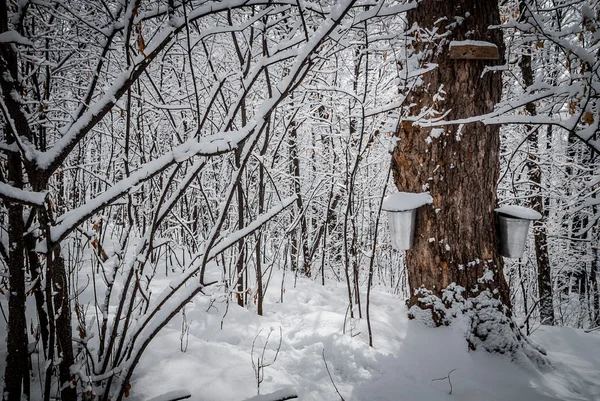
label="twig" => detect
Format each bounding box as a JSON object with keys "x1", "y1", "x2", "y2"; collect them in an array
[
  {"x1": 584, "y1": 326, "x2": 600, "y2": 333},
  {"x1": 252, "y1": 327, "x2": 283, "y2": 394},
  {"x1": 432, "y1": 368, "x2": 457, "y2": 395},
  {"x1": 322, "y1": 348, "x2": 345, "y2": 401}
]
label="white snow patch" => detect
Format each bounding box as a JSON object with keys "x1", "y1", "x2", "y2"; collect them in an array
[
  {"x1": 582, "y1": 4, "x2": 595, "y2": 20},
  {"x1": 449, "y1": 40, "x2": 498, "y2": 48},
  {"x1": 425, "y1": 128, "x2": 444, "y2": 144},
  {"x1": 383, "y1": 192, "x2": 433, "y2": 212},
  {"x1": 0, "y1": 182, "x2": 47, "y2": 205},
  {"x1": 0, "y1": 30, "x2": 33, "y2": 46}
]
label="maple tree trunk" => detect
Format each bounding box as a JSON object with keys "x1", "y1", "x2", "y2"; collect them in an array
[{"x1": 392, "y1": 0, "x2": 511, "y2": 316}]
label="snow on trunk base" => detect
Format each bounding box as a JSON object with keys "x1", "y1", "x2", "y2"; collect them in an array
[
  {"x1": 382, "y1": 192, "x2": 433, "y2": 212},
  {"x1": 495, "y1": 205, "x2": 542, "y2": 220}
]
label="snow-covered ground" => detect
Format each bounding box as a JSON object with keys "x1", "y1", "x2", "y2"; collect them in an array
[
  {"x1": 128, "y1": 272, "x2": 600, "y2": 401},
  {"x1": 0, "y1": 263, "x2": 598, "y2": 401}
]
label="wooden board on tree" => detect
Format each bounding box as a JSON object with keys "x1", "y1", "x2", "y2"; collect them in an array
[{"x1": 449, "y1": 40, "x2": 499, "y2": 60}]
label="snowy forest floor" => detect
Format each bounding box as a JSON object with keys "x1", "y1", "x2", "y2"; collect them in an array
[
  {"x1": 127, "y1": 272, "x2": 599, "y2": 401},
  {"x1": 1, "y1": 267, "x2": 599, "y2": 401}
]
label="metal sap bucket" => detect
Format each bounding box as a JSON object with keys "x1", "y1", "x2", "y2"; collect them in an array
[
  {"x1": 496, "y1": 215, "x2": 532, "y2": 258},
  {"x1": 495, "y1": 205, "x2": 541, "y2": 258},
  {"x1": 387, "y1": 209, "x2": 418, "y2": 250},
  {"x1": 383, "y1": 192, "x2": 433, "y2": 250}
]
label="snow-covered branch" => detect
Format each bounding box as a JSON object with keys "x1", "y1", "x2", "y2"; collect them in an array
[{"x1": 0, "y1": 182, "x2": 48, "y2": 207}]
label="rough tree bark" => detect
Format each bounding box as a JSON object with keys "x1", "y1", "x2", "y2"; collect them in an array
[
  {"x1": 4, "y1": 150, "x2": 29, "y2": 401},
  {"x1": 2, "y1": 3, "x2": 30, "y2": 399},
  {"x1": 2, "y1": 2, "x2": 77, "y2": 398},
  {"x1": 392, "y1": 0, "x2": 522, "y2": 351}
]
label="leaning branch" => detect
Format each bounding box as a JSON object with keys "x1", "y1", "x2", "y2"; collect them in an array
[
  {"x1": 114, "y1": 197, "x2": 297, "y2": 401},
  {"x1": 49, "y1": 127, "x2": 252, "y2": 243}
]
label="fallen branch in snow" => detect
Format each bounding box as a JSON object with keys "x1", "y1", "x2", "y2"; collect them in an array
[
  {"x1": 146, "y1": 390, "x2": 191, "y2": 401},
  {"x1": 242, "y1": 387, "x2": 298, "y2": 401},
  {"x1": 432, "y1": 368, "x2": 457, "y2": 395},
  {"x1": 584, "y1": 326, "x2": 600, "y2": 333},
  {"x1": 322, "y1": 348, "x2": 346, "y2": 401}
]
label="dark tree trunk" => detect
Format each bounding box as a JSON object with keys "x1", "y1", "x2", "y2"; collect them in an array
[
  {"x1": 51, "y1": 249, "x2": 77, "y2": 401},
  {"x1": 4, "y1": 156, "x2": 29, "y2": 401},
  {"x1": 255, "y1": 164, "x2": 265, "y2": 315},
  {"x1": 392, "y1": 0, "x2": 512, "y2": 333},
  {"x1": 532, "y1": 198, "x2": 554, "y2": 325},
  {"x1": 255, "y1": 114, "x2": 271, "y2": 317},
  {"x1": 25, "y1": 231, "x2": 50, "y2": 354},
  {"x1": 288, "y1": 121, "x2": 310, "y2": 276},
  {"x1": 591, "y1": 154, "x2": 599, "y2": 327},
  {"x1": 235, "y1": 165, "x2": 245, "y2": 308},
  {"x1": 518, "y1": 35, "x2": 555, "y2": 325},
  {"x1": 591, "y1": 212, "x2": 599, "y2": 327},
  {"x1": 2, "y1": 3, "x2": 30, "y2": 397},
  {"x1": 585, "y1": 148, "x2": 598, "y2": 326}
]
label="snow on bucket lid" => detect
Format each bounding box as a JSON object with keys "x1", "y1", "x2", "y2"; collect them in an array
[
  {"x1": 494, "y1": 205, "x2": 542, "y2": 220},
  {"x1": 383, "y1": 192, "x2": 433, "y2": 212}
]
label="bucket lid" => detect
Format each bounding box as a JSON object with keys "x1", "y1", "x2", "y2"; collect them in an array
[
  {"x1": 383, "y1": 192, "x2": 433, "y2": 212},
  {"x1": 494, "y1": 205, "x2": 541, "y2": 220}
]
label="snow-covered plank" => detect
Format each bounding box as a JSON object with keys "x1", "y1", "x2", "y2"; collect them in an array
[{"x1": 449, "y1": 40, "x2": 499, "y2": 60}]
